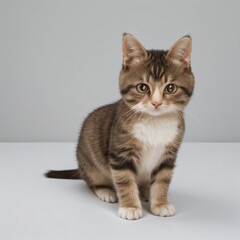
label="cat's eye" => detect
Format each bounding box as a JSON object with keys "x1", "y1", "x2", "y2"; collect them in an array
[
  {"x1": 164, "y1": 84, "x2": 178, "y2": 94},
  {"x1": 136, "y1": 84, "x2": 149, "y2": 93}
]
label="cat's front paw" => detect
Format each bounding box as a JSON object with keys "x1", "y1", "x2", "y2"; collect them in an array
[
  {"x1": 150, "y1": 204, "x2": 176, "y2": 217},
  {"x1": 119, "y1": 207, "x2": 142, "y2": 220}
]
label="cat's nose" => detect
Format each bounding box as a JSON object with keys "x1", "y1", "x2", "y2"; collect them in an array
[{"x1": 151, "y1": 101, "x2": 162, "y2": 108}]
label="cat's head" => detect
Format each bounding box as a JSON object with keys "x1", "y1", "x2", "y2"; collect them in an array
[{"x1": 119, "y1": 33, "x2": 195, "y2": 117}]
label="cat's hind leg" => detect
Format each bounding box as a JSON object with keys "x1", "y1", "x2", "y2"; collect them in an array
[
  {"x1": 92, "y1": 186, "x2": 118, "y2": 203},
  {"x1": 81, "y1": 165, "x2": 117, "y2": 203},
  {"x1": 78, "y1": 152, "x2": 117, "y2": 203},
  {"x1": 86, "y1": 175, "x2": 118, "y2": 203}
]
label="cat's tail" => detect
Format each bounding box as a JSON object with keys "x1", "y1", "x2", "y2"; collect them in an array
[{"x1": 44, "y1": 169, "x2": 81, "y2": 180}]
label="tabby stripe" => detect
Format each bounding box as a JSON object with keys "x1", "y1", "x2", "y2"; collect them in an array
[
  {"x1": 147, "y1": 52, "x2": 154, "y2": 62},
  {"x1": 110, "y1": 150, "x2": 139, "y2": 160},
  {"x1": 160, "y1": 178, "x2": 171, "y2": 185},
  {"x1": 151, "y1": 159, "x2": 175, "y2": 178},
  {"x1": 120, "y1": 84, "x2": 135, "y2": 95},
  {"x1": 125, "y1": 98, "x2": 137, "y2": 104},
  {"x1": 109, "y1": 152, "x2": 118, "y2": 159},
  {"x1": 162, "y1": 75, "x2": 167, "y2": 84},
  {"x1": 159, "y1": 67, "x2": 165, "y2": 80},
  {"x1": 115, "y1": 178, "x2": 132, "y2": 187},
  {"x1": 110, "y1": 152, "x2": 137, "y2": 173},
  {"x1": 110, "y1": 161, "x2": 137, "y2": 173},
  {"x1": 174, "y1": 100, "x2": 186, "y2": 104},
  {"x1": 179, "y1": 86, "x2": 192, "y2": 97},
  {"x1": 166, "y1": 145, "x2": 178, "y2": 153},
  {"x1": 155, "y1": 66, "x2": 160, "y2": 79},
  {"x1": 117, "y1": 148, "x2": 139, "y2": 159}
]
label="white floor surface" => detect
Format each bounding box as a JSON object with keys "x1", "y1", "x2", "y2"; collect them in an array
[{"x1": 1, "y1": 143, "x2": 240, "y2": 240}]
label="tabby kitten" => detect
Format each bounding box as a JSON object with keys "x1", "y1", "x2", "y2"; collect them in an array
[{"x1": 46, "y1": 33, "x2": 194, "y2": 220}]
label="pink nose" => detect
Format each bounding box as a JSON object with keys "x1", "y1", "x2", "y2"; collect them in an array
[{"x1": 151, "y1": 101, "x2": 162, "y2": 108}]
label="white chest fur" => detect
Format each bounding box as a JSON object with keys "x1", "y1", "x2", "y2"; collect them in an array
[{"x1": 132, "y1": 117, "x2": 178, "y2": 183}]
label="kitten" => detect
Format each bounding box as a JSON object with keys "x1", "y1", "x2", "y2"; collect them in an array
[{"x1": 45, "y1": 33, "x2": 194, "y2": 220}]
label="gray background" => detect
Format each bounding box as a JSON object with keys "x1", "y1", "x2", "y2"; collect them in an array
[{"x1": 1, "y1": 0, "x2": 240, "y2": 142}]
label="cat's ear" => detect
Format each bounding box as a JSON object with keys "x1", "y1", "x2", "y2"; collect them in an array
[
  {"x1": 122, "y1": 33, "x2": 147, "y2": 68},
  {"x1": 166, "y1": 35, "x2": 192, "y2": 69}
]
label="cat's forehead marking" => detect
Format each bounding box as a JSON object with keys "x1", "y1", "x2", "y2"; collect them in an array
[
  {"x1": 147, "y1": 63, "x2": 165, "y2": 81},
  {"x1": 146, "y1": 50, "x2": 167, "y2": 81},
  {"x1": 146, "y1": 74, "x2": 173, "y2": 89}
]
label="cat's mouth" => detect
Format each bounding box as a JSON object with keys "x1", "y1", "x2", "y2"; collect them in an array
[
  {"x1": 146, "y1": 108, "x2": 166, "y2": 116},
  {"x1": 139, "y1": 107, "x2": 167, "y2": 117},
  {"x1": 132, "y1": 102, "x2": 168, "y2": 117}
]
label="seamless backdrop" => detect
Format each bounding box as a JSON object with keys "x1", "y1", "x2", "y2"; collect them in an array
[{"x1": 1, "y1": 0, "x2": 240, "y2": 142}]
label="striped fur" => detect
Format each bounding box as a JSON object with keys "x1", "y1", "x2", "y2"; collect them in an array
[{"x1": 45, "y1": 33, "x2": 195, "y2": 220}]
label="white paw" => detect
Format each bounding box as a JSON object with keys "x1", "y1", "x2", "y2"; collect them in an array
[
  {"x1": 151, "y1": 204, "x2": 176, "y2": 217},
  {"x1": 119, "y1": 207, "x2": 142, "y2": 220},
  {"x1": 95, "y1": 188, "x2": 117, "y2": 203}
]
